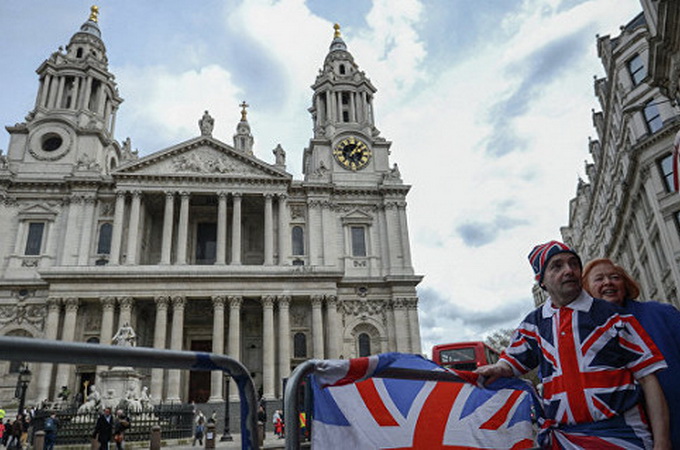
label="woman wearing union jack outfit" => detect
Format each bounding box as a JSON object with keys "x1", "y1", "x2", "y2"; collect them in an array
[
  {"x1": 583, "y1": 258, "x2": 680, "y2": 450},
  {"x1": 476, "y1": 241, "x2": 670, "y2": 449}
]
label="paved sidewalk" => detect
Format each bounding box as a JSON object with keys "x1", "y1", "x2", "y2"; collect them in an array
[{"x1": 170, "y1": 433, "x2": 290, "y2": 449}]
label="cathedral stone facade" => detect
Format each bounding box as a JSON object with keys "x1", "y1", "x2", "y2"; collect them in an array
[{"x1": 0, "y1": 10, "x2": 422, "y2": 407}]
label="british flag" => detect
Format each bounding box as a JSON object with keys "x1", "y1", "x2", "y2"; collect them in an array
[
  {"x1": 310, "y1": 353, "x2": 540, "y2": 449},
  {"x1": 502, "y1": 292, "x2": 666, "y2": 448}
]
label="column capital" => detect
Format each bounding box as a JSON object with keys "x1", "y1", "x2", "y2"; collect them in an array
[
  {"x1": 115, "y1": 190, "x2": 127, "y2": 199},
  {"x1": 100, "y1": 296, "x2": 117, "y2": 310},
  {"x1": 164, "y1": 191, "x2": 176, "y2": 199},
  {"x1": 232, "y1": 192, "x2": 242, "y2": 199},
  {"x1": 212, "y1": 295, "x2": 227, "y2": 308},
  {"x1": 46, "y1": 297, "x2": 62, "y2": 311},
  {"x1": 264, "y1": 193, "x2": 274, "y2": 200},
  {"x1": 277, "y1": 295, "x2": 291, "y2": 307},
  {"x1": 171, "y1": 295, "x2": 186, "y2": 309},
  {"x1": 217, "y1": 191, "x2": 228, "y2": 199},
  {"x1": 154, "y1": 295, "x2": 170, "y2": 310},
  {"x1": 64, "y1": 297, "x2": 80, "y2": 311},
  {"x1": 179, "y1": 191, "x2": 190, "y2": 199},
  {"x1": 118, "y1": 296, "x2": 134, "y2": 310},
  {"x1": 131, "y1": 190, "x2": 143, "y2": 198},
  {"x1": 325, "y1": 294, "x2": 338, "y2": 307},
  {"x1": 276, "y1": 193, "x2": 288, "y2": 201},
  {"x1": 311, "y1": 295, "x2": 324, "y2": 307},
  {"x1": 228, "y1": 295, "x2": 243, "y2": 309},
  {"x1": 262, "y1": 295, "x2": 275, "y2": 308},
  {"x1": 392, "y1": 298, "x2": 408, "y2": 310}
]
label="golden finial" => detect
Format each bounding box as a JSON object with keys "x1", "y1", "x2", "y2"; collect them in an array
[
  {"x1": 239, "y1": 101, "x2": 249, "y2": 121},
  {"x1": 89, "y1": 5, "x2": 99, "y2": 23},
  {"x1": 334, "y1": 23, "x2": 341, "y2": 38}
]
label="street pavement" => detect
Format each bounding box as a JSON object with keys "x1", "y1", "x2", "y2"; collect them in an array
[{"x1": 168, "y1": 433, "x2": 290, "y2": 449}]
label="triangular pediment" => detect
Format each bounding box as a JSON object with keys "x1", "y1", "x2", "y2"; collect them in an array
[
  {"x1": 341, "y1": 208, "x2": 374, "y2": 224},
  {"x1": 114, "y1": 137, "x2": 290, "y2": 180},
  {"x1": 18, "y1": 203, "x2": 59, "y2": 219}
]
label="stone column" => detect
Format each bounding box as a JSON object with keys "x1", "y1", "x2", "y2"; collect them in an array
[
  {"x1": 407, "y1": 298, "x2": 422, "y2": 354},
  {"x1": 150, "y1": 296, "x2": 169, "y2": 402},
  {"x1": 397, "y1": 202, "x2": 413, "y2": 270},
  {"x1": 82, "y1": 77, "x2": 93, "y2": 112},
  {"x1": 54, "y1": 298, "x2": 79, "y2": 395},
  {"x1": 209, "y1": 296, "x2": 226, "y2": 402},
  {"x1": 385, "y1": 202, "x2": 401, "y2": 271},
  {"x1": 160, "y1": 192, "x2": 175, "y2": 265},
  {"x1": 63, "y1": 195, "x2": 84, "y2": 265},
  {"x1": 77, "y1": 196, "x2": 97, "y2": 265},
  {"x1": 277, "y1": 296, "x2": 291, "y2": 396},
  {"x1": 71, "y1": 77, "x2": 81, "y2": 110},
  {"x1": 37, "y1": 298, "x2": 61, "y2": 402},
  {"x1": 277, "y1": 195, "x2": 289, "y2": 265},
  {"x1": 166, "y1": 295, "x2": 185, "y2": 402},
  {"x1": 264, "y1": 194, "x2": 274, "y2": 265},
  {"x1": 308, "y1": 202, "x2": 322, "y2": 266},
  {"x1": 55, "y1": 76, "x2": 65, "y2": 109},
  {"x1": 311, "y1": 295, "x2": 324, "y2": 359},
  {"x1": 96, "y1": 296, "x2": 117, "y2": 382},
  {"x1": 325, "y1": 295, "x2": 340, "y2": 359},
  {"x1": 110, "y1": 191, "x2": 126, "y2": 265},
  {"x1": 262, "y1": 295, "x2": 275, "y2": 400},
  {"x1": 176, "y1": 192, "x2": 190, "y2": 265},
  {"x1": 117, "y1": 296, "x2": 134, "y2": 329},
  {"x1": 38, "y1": 74, "x2": 51, "y2": 108},
  {"x1": 392, "y1": 298, "x2": 410, "y2": 352},
  {"x1": 231, "y1": 193, "x2": 242, "y2": 265},
  {"x1": 227, "y1": 296, "x2": 242, "y2": 401},
  {"x1": 125, "y1": 191, "x2": 142, "y2": 265},
  {"x1": 216, "y1": 192, "x2": 228, "y2": 265}
]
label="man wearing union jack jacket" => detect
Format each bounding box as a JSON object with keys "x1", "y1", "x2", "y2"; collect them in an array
[{"x1": 476, "y1": 240, "x2": 670, "y2": 449}]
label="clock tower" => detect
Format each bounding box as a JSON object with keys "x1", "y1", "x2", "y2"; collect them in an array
[{"x1": 303, "y1": 24, "x2": 393, "y2": 185}]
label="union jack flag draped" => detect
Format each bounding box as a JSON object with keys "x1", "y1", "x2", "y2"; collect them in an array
[
  {"x1": 502, "y1": 291, "x2": 667, "y2": 449},
  {"x1": 310, "y1": 352, "x2": 540, "y2": 449}
]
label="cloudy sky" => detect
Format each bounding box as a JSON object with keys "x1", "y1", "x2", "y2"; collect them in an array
[{"x1": 1, "y1": 0, "x2": 643, "y2": 354}]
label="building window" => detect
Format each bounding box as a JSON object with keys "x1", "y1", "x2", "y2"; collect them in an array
[
  {"x1": 97, "y1": 223, "x2": 113, "y2": 254},
  {"x1": 25, "y1": 222, "x2": 45, "y2": 255},
  {"x1": 358, "y1": 333, "x2": 371, "y2": 357},
  {"x1": 627, "y1": 54, "x2": 646, "y2": 85},
  {"x1": 293, "y1": 332, "x2": 307, "y2": 358},
  {"x1": 659, "y1": 154, "x2": 675, "y2": 193},
  {"x1": 292, "y1": 226, "x2": 305, "y2": 256},
  {"x1": 351, "y1": 226, "x2": 367, "y2": 257},
  {"x1": 643, "y1": 101, "x2": 663, "y2": 133}
]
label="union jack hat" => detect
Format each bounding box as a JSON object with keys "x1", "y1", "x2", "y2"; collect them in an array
[{"x1": 528, "y1": 240, "x2": 581, "y2": 284}]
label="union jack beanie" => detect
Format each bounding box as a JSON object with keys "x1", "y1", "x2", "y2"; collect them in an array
[{"x1": 528, "y1": 240, "x2": 581, "y2": 284}]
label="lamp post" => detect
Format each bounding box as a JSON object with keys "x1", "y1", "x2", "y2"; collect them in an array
[
  {"x1": 220, "y1": 374, "x2": 232, "y2": 441},
  {"x1": 14, "y1": 364, "x2": 32, "y2": 416}
]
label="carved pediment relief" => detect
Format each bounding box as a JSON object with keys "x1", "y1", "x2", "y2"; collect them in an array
[
  {"x1": 18, "y1": 203, "x2": 59, "y2": 220},
  {"x1": 115, "y1": 137, "x2": 289, "y2": 180},
  {"x1": 341, "y1": 208, "x2": 373, "y2": 225}
]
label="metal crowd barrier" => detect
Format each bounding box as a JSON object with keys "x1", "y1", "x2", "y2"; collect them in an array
[{"x1": 0, "y1": 336, "x2": 260, "y2": 450}]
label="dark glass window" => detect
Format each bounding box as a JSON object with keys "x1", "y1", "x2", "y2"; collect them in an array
[
  {"x1": 351, "y1": 226, "x2": 366, "y2": 257},
  {"x1": 25, "y1": 222, "x2": 45, "y2": 255},
  {"x1": 659, "y1": 154, "x2": 675, "y2": 192},
  {"x1": 644, "y1": 101, "x2": 663, "y2": 133},
  {"x1": 294, "y1": 332, "x2": 307, "y2": 358},
  {"x1": 196, "y1": 222, "x2": 217, "y2": 265},
  {"x1": 292, "y1": 226, "x2": 304, "y2": 256},
  {"x1": 358, "y1": 333, "x2": 371, "y2": 357},
  {"x1": 97, "y1": 223, "x2": 113, "y2": 254},
  {"x1": 627, "y1": 54, "x2": 646, "y2": 85}
]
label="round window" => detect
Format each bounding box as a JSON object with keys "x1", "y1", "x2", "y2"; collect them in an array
[{"x1": 41, "y1": 133, "x2": 63, "y2": 152}]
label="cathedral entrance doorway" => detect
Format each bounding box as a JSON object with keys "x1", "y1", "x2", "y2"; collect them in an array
[{"x1": 189, "y1": 340, "x2": 211, "y2": 403}]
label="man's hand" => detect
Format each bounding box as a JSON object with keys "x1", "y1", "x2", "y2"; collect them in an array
[{"x1": 474, "y1": 362, "x2": 514, "y2": 386}]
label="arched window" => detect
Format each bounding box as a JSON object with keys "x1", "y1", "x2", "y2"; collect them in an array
[
  {"x1": 339, "y1": 64, "x2": 346, "y2": 75},
  {"x1": 76, "y1": 47, "x2": 83, "y2": 58},
  {"x1": 97, "y1": 223, "x2": 113, "y2": 254},
  {"x1": 292, "y1": 226, "x2": 304, "y2": 256},
  {"x1": 294, "y1": 332, "x2": 307, "y2": 358},
  {"x1": 358, "y1": 333, "x2": 371, "y2": 357}
]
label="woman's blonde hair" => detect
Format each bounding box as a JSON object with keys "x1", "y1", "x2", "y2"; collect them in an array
[{"x1": 582, "y1": 258, "x2": 640, "y2": 300}]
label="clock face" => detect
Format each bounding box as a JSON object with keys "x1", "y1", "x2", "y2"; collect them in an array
[{"x1": 333, "y1": 137, "x2": 371, "y2": 171}]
